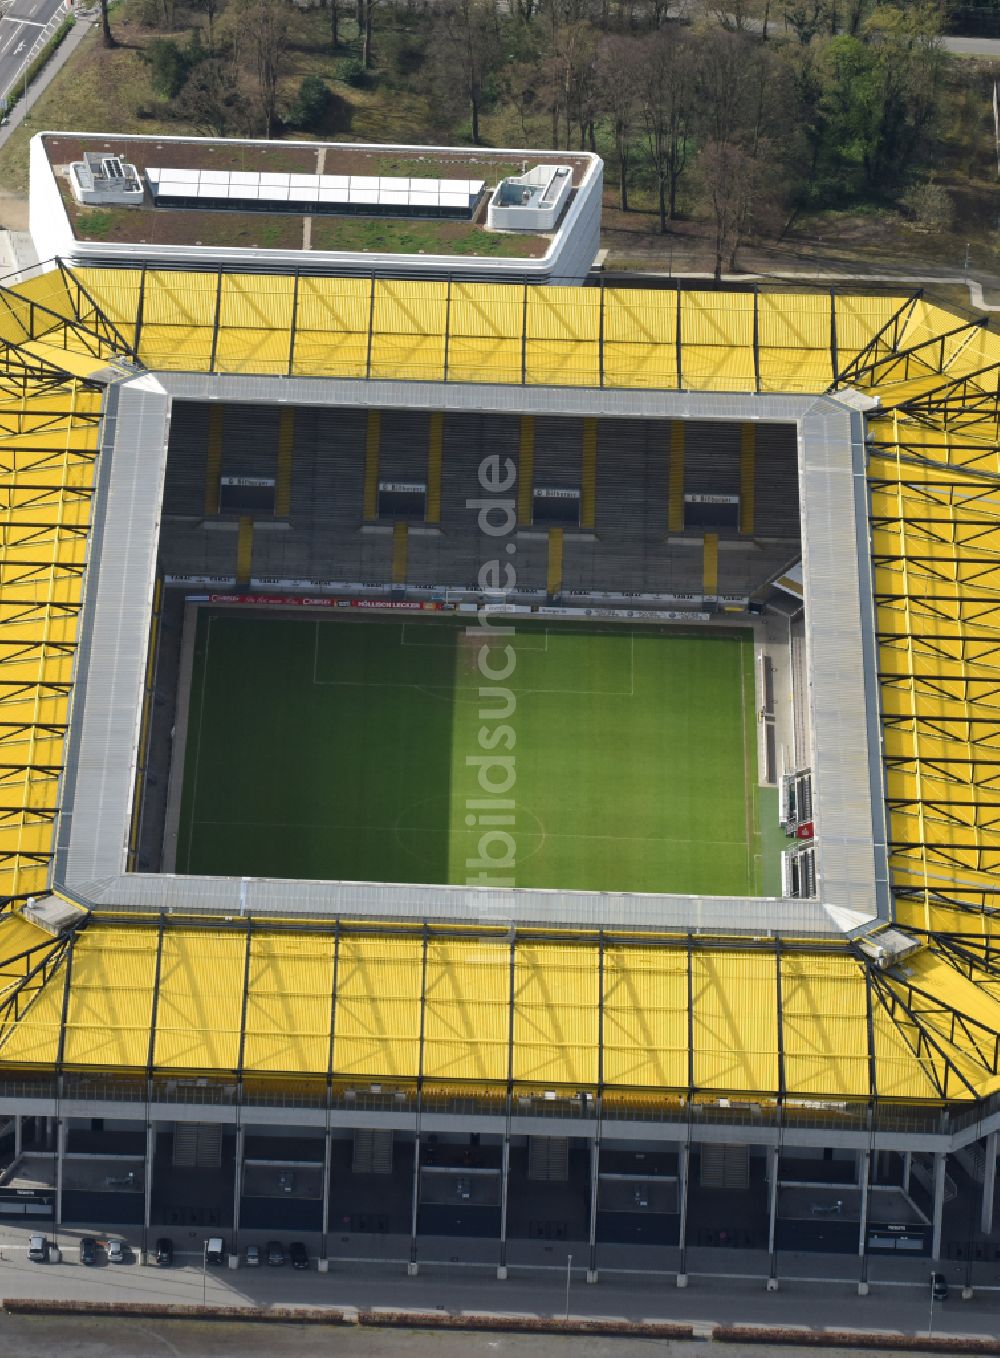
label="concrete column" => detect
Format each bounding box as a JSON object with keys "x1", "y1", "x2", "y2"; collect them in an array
[
  {"x1": 676, "y1": 1143, "x2": 690, "y2": 1285},
  {"x1": 408, "y1": 1134, "x2": 421, "y2": 1276},
  {"x1": 857, "y1": 1149, "x2": 871, "y2": 1260},
  {"x1": 587, "y1": 1137, "x2": 600, "y2": 1283},
  {"x1": 13, "y1": 1114, "x2": 21, "y2": 1158},
  {"x1": 321, "y1": 1132, "x2": 332, "y2": 1259},
  {"x1": 143, "y1": 1121, "x2": 155, "y2": 1250},
  {"x1": 766, "y1": 1146, "x2": 782, "y2": 1292},
  {"x1": 931, "y1": 1152, "x2": 947, "y2": 1262},
  {"x1": 903, "y1": 1150, "x2": 912, "y2": 1195},
  {"x1": 981, "y1": 1133, "x2": 997, "y2": 1237},
  {"x1": 55, "y1": 1119, "x2": 65, "y2": 1229},
  {"x1": 232, "y1": 1125, "x2": 244, "y2": 1250},
  {"x1": 497, "y1": 1135, "x2": 510, "y2": 1279}
]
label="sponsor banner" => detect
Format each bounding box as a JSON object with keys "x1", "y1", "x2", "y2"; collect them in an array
[
  {"x1": 247, "y1": 578, "x2": 547, "y2": 601},
  {"x1": 207, "y1": 594, "x2": 447, "y2": 612},
  {"x1": 538, "y1": 606, "x2": 712, "y2": 623},
  {"x1": 221, "y1": 476, "x2": 274, "y2": 488},
  {"x1": 718, "y1": 594, "x2": 750, "y2": 607},
  {"x1": 796, "y1": 821, "x2": 815, "y2": 840},
  {"x1": 352, "y1": 599, "x2": 443, "y2": 611},
  {"x1": 481, "y1": 603, "x2": 533, "y2": 615},
  {"x1": 250, "y1": 578, "x2": 388, "y2": 593},
  {"x1": 566, "y1": 589, "x2": 709, "y2": 606},
  {"x1": 379, "y1": 480, "x2": 426, "y2": 494},
  {"x1": 534, "y1": 486, "x2": 581, "y2": 500},
  {"x1": 165, "y1": 574, "x2": 237, "y2": 587},
  {"x1": 685, "y1": 493, "x2": 740, "y2": 505}
]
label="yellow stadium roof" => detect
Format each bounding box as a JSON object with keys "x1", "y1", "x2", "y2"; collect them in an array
[{"x1": 0, "y1": 268, "x2": 995, "y2": 1108}]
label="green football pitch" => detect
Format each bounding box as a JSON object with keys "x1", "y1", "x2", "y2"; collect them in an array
[{"x1": 176, "y1": 611, "x2": 767, "y2": 895}]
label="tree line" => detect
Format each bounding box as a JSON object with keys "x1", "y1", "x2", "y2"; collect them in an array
[{"x1": 108, "y1": 0, "x2": 995, "y2": 276}]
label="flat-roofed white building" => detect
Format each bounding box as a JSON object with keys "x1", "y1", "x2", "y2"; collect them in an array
[{"x1": 30, "y1": 133, "x2": 603, "y2": 283}]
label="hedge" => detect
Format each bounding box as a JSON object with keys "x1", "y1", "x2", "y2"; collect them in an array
[{"x1": 5, "y1": 15, "x2": 73, "y2": 113}]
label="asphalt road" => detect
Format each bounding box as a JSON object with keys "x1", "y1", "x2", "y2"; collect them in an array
[
  {"x1": 0, "y1": 1243, "x2": 998, "y2": 1341},
  {"x1": 0, "y1": 1321, "x2": 943, "y2": 1358},
  {"x1": 0, "y1": 0, "x2": 64, "y2": 104},
  {"x1": 0, "y1": 1319, "x2": 687, "y2": 1358},
  {"x1": 941, "y1": 34, "x2": 1000, "y2": 56}
]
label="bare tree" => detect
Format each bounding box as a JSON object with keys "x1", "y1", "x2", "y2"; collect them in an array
[
  {"x1": 196, "y1": 0, "x2": 223, "y2": 49},
  {"x1": 175, "y1": 58, "x2": 246, "y2": 136},
  {"x1": 559, "y1": 22, "x2": 599, "y2": 148},
  {"x1": 637, "y1": 25, "x2": 694, "y2": 232},
  {"x1": 99, "y1": 0, "x2": 116, "y2": 48},
  {"x1": 233, "y1": 0, "x2": 288, "y2": 137},
  {"x1": 698, "y1": 139, "x2": 761, "y2": 278},
  {"x1": 694, "y1": 28, "x2": 751, "y2": 148},
  {"x1": 431, "y1": 0, "x2": 502, "y2": 144},
  {"x1": 782, "y1": 0, "x2": 830, "y2": 43},
  {"x1": 597, "y1": 33, "x2": 640, "y2": 210},
  {"x1": 361, "y1": 0, "x2": 375, "y2": 67},
  {"x1": 706, "y1": 0, "x2": 762, "y2": 33}
]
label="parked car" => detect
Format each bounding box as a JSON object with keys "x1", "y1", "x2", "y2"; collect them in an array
[
  {"x1": 932, "y1": 1272, "x2": 949, "y2": 1301},
  {"x1": 27, "y1": 1234, "x2": 48, "y2": 1263},
  {"x1": 245, "y1": 1243, "x2": 261, "y2": 1267},
  {"x1": 107, "y1": 1238, "x2": 126, "y2": 1264},
  {"x1": 155, "y1": 1237, "x2": 173, "y2": 1266},
  {"x1": 266, "y1": 1240, "x2": 285, "y2": 1266},
  {"x1": 289, "y1": 1241, "x2": 309, "y2": 1270},
  {"x1": 205, "y1": 1236, "x2": 226, "y2": 1264},
  {"x1": 79, "y1": 1236, "x2": 98, "y2": 1266}
]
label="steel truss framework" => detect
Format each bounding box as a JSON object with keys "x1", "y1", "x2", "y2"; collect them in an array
[
  {"x1": 0, "y1": 265, "x2": 124, "y2": 904},
  {"x1": 3, "y1": 911, "x2": 997, "y2": 1112},
  {"x1": 67, "y1": 263, "x2": 915, "y2": 392},
  {"x1": 0, "y1": 270, "x2": 995, "y2": 1109}
]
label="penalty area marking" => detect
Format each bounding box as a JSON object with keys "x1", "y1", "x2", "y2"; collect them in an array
[
  {"x1": 313, "y1": 620, "x2": 636, "y2": 697},
  {"x1": 401, "y1": 621, "x2": 549, "y2": 653}
]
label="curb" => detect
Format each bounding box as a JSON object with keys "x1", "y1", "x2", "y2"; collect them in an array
[
  {"x1": 2, "y1": 1299, "x2": 355, "y2": 1324},
  {"x1": 714, "y1": 1327, "x2": 1000, "y2": 1353},
  {"x1": 5, "y1": 1301, "x2": 1000, "y2": 1350},
  {"x1": 358, "y1": 1309, "x2": 694, "y2": 1336},
  {"x1": 0, "y1": 1300, "x2": 693, "y2": 1337}
]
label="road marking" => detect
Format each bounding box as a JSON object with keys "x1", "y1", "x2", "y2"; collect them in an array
[{"x1": 1, "y1": 17, "x2": 47, "y2": 25}]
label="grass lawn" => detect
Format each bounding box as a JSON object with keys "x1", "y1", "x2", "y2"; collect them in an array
[{"x1": 177, "y1": 612, "x2": 764, "y2": 896}]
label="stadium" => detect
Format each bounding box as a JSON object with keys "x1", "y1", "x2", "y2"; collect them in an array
[{"x1": 0, "y1": 130, "x2": 996, "y2": 1283}]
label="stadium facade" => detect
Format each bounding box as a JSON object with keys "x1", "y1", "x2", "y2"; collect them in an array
[{"x1": 0, "y1": 134, "x2": 997, "y2": 1279}]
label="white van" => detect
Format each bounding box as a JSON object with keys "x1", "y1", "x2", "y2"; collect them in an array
[{"x1": 205, "y1": 1236, "x2": 225, "y2": 1264}]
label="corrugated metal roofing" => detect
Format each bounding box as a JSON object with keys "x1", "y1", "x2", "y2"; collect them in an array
[{"x1": 0, "y1": 266, "x2": 995, "y2": 1107}]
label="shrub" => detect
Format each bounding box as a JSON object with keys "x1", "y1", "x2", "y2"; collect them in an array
[
  {"x1": 290, "y1": 74, "x2": 330, "y2": 130},
  {"x1": 902, "y1": 180, "x2": 955, "y2": 234},
  {"x1": 147, "y1": 37, "x2": 189, "y2": 99},
  {"x1": 337, "y1": 56, "x2": 369, "y2": 87}
]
